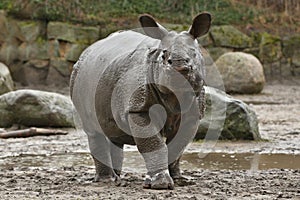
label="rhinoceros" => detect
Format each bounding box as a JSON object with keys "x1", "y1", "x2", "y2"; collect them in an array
[{"x1": 70, "y1": 12, "x2": 211, "y2": 189}]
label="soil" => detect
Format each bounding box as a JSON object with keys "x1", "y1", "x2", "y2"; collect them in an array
[{"x1": 1, "y1": 80, "x2": 300, "y2": 200}]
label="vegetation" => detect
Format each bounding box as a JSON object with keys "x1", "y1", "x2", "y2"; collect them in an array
[{"x1": 0, "y1": 0, "x2": 299, "y2": 36}]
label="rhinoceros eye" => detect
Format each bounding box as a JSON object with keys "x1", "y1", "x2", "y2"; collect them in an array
[{"x1": 162, "y1": 50, "x2": 170, "y2": 62}]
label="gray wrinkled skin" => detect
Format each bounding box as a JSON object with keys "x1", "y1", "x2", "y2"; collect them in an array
[{"x1": 70, "y1": 13, "x2": 211, "y2": 189}]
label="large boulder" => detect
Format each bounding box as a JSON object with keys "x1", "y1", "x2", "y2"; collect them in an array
[
  {"x1": 215, "y1": 52, "x2": 265, "y2": 94},
  {"x1": 196, "y1": 86, "x2": 261, "y2": 140},
  {"x1": 0, "y1": 62, "x2": 14, "y2": 95},
  {"x1": 0, "y1": 89, "x2": 74, "y2": 127}
]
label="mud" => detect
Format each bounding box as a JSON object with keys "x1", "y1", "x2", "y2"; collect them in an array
[{"x1": 1, "y1": 81, "x2": 300, "y2": 199}]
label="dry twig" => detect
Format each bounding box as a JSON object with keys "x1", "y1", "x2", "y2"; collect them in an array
[{"x1": 0, "y1": 128, "x2": 68, "y2": 139}]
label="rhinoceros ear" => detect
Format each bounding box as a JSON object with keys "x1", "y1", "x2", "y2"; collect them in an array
[
  {"x1": 188, "y1": 12, "x2": 211, "y2": 39},
  {"x1": 139, "y1": 14, "x2": 168, "y2": 40}
]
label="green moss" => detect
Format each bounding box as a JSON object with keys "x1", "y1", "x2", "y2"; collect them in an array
[
  {"x1": 260, "y1": 32, "x2": 281, "y2": 45},
  {"x1": 211, "y1": 25, "x2": 253, "y2": 48},
  {"x1": 259, "y1": 32, "x2": 282, "y2": 63},
  {"x1": 36, "y1": 36, "x2": 46, "y2": 45}
]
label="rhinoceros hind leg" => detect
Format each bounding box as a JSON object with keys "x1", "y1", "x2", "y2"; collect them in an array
[
  {"x1": 168, "y1": 157, "x2": 181, "y2": 179},
  {"x1": 168, "y1": 157, "x2": 195, "y2": 186},
  {"x1": 87, "y1": 132, "x2": 121, "y2": 185},
  {"x1": 92, "y1": 156, "x2": 121, "y2": 185},
  {"x1": 110, "y1": 142, "x2": 124, "y2": 176}
]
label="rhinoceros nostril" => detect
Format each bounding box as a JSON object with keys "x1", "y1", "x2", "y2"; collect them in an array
[{"x1": 174, "y1": 66, "x2": 190, "y2": 74}]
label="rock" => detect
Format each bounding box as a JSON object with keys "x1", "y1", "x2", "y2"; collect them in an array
[
  {"x1": 50, "y1": 58, "x2": 73, "y2": 76},
  {"x1": 46, "y1": 66, "x2": 70, "y2": 87},
  {"x1": 22, "y1": 60, "x2": 49, "y2": 85},
  {"x1": 65, "y1": 44, "x2": 87, "y2": 62},
  {"x1": 0, "y1": 62, "x2": 14, "y2": 95},
  {"x1": 0, "y1": 10, "x2": 8, "y2": 43},
  {"x1": 7, "y1": 62, "x2": 28, "y2": 85},
  {"x1": 196, "y1": 86, "x2": 261, "y2": 140},
  {"x1": 18, "y1": 40, "x2": 49, "y2": 61},
  {"x1": 18, "y1": 21, "x2": 46, "y2": 43},
  {"x1": 206, "y1": 47, "x2": 233, "y2": 61},
  {"x1": 47, "y1": 22, "x2": 99, "y2": 44},
  {"x1": 282, "y1": 35, "x2": 300, "y2": 72},
  {"x1": 198, "y1": 34, "x2": 213, "y2": 47},
  {"x1": 48, "y1": 39, "x2": 60, "y2": 58},
  {"x1": 163, "y1": 23, "x2": 189, "y2": 32},
  {"x1": 0, "y1": 10, "x2": 25, "y2": 44},
  {"x1": 210, "y1": 25, "x2": 253, "y2": 49},
  {"x1": 215, "y1": 52, "x2": 265, "y2": 94},
  {"x1": 258, "y1": 32, "x2": 282, "y2": 64},
  {"x1": 0, "y1": 43, "x2": 19, "y2": 65},
  {"x1": 0, "y1": 89, "x2": 74, "y2": 127},
  {"x1": 282, "y1": 35, "x2": 300, "y2": 58}
]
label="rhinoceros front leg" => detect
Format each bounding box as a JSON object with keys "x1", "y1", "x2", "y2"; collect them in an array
[
  {"x1": 166, "y1": 113, "x2": 200, "y2": 185},
  {"x1": 129, "y1": 113, "x2": 174, "y2": 190},
  {"x1": 87, "y1": 132, "x2": 121, "y2": 185}
]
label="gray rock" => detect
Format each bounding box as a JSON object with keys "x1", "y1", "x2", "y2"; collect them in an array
[
  {"x1": 47, "y1": 22, "x2": 99, "y2": 44},
  {"x1": 0, "y1": 10, "x2": 8, "y2": 43},
  {"x1": 0, "y1": 89, "x2": 74, "y2": 127},
  {"x1": 65, "y1": 43, "x2": 87, "y2": 62},
  {"x1": 22, "y1": 60, "x2": 49, "y2": 85},
  {"x1": 258, "y1": 32, "x2": 282, "y2": 63},
  {"x1": 0, "y1": 43, "x2": 19, "y2": 65},
  {"x1": 206, "y1": 47, "x2": 233, "y2": 61},
  {"x1": 197, "y1": 33, "x2": 213, "y2": 47},
  {"x1": 0, "y1": 62, "x2": 14, "y2": 95},
  {"x1": 210, "y1": 25, "x2": 253, "y2": 48},
  {"x1": 50, "y1": 58, "x2": 73, "y2": 76},
  {"x1": 282, "y1": 35, "x2": 300, "y2": 69},
  {"x1": 0, "y1": 10, "x2": 25, "y2": 44},
  {"x1": 196, "y1": 86, "x2": 261, "y2": 140},
  {"x1": 18, "y1": 21, "x2": 46, "y2": 43},
  {"x1": 215, "y1": 52, "x2": 265, "y2": 94},
  {"x1": 46, "y1": 66, "x2": 70, "y2": 87},
  {"x1": 18, "y1": 40, "x2": 49, "y2": 61}
]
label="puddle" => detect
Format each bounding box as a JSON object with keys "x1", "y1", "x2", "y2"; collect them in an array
[
  {"x1": 182, "y1": 153, "x2": 300, "y2": 171},
  {"x1": 1, "y1": 152, "x2": 299, "y2": 172}
]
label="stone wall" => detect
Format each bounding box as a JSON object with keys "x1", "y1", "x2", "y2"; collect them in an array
[
  {"x1": 0, "y1": 11, "x2": 299, "y2": 87},
  {"x1": 0, "y1": 11, "x2": 99, "y2": 87},
  {"x1": 199, "y1": 25, "x2": 300, "y2": 80}
]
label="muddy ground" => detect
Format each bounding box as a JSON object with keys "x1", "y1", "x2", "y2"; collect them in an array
[{"x1": 0, "y1": 79, "x2": 300, "y2": 200}]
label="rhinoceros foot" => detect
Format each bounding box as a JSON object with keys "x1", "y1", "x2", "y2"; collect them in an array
[
  {"x1": 143, "y1": 170, "x2": 174, "y2": 190},
  {"x1": 172, "y1": 175, "x2": 196, "y2": 186},
  {"x1": 92, "y1": 155, "x2": 121, "y2": 186},
  {"x1": 94, "y1": 173, "x2": 121, "y2": 186}
]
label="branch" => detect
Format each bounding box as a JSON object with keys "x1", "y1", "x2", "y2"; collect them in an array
[{"x1": 0, "y1": 128, "x2": 68, "y2": 139}]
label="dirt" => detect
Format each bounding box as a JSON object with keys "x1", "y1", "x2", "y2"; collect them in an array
[{"x1": 1, "y1": 80, "x2": 300, "y2": 200}]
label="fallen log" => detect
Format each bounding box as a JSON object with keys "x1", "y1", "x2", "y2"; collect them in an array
[{"x1": 0, "y1": 127, "x2": 68, "y2": 139}]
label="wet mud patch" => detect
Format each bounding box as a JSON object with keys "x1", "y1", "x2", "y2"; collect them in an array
[
  {"x1": 1, "y1": 166, "x2": 299, "y2": 200},
  {"x1": 1, "y1": 82, "x2": 300, "y2": 199}
]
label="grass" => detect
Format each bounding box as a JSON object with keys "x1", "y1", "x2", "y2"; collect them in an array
[{"x1": 0, "y1": 0, "x2": 299, "y2": 36}]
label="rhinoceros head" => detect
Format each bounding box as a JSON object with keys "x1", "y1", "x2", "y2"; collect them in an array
[{"x1": 139, "y1": 13, "x2": 211, "y2": 95}]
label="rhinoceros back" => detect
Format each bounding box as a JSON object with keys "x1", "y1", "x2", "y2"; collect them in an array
[{"x1": 71, "y1": 30, "x2": 158, "y2": 135}]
